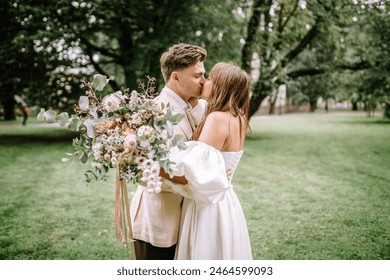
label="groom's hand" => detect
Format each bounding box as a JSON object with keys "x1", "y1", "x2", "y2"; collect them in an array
[
  {"x1": 160, "y1": 168, "x2": 188, "y2": 185},
  {"x1": 226, "y1": 168, "x2": 233, "y2": 179}
]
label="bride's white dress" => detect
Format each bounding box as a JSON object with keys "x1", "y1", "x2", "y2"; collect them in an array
[{"x1": 168, "y1": 141, "x2": 252, "y2": 260}]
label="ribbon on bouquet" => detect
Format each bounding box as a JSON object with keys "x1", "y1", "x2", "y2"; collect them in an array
[{"x1": 114, "y1": 168, "x2": 136, "y2": 260}]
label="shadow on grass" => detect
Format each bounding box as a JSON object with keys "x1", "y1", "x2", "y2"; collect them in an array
[
  {"x1": 323, "y1": 116, "x2": 390, "y2": 125},
  {"x1": 245, "y1": 133, "x2": 274, "y2": 142},
  {"x1": 0, "y1": 131, "x2": 80, "y2": 144}
]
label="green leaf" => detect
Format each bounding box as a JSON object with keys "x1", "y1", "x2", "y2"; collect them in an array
[
  {"x1": 37, "y1": 108, "x2": 45, "y2": 121},
  {"x1": 55, "y1": 112, "x2": 69, "y2": 127},
  {"x1": 170, "y1": 113, "x2": 185, "y2": 123},
  {"x1": 68, "y1": 115, "x2": 82, "y2": 131},
  {"x1": 79, "y1": 151, "x2": 88, "y2": 164},
  {"x1": 161, "y1": 109, "x2": 173, "y2": 124},
  {"x1": 92, "y1": 74, "x2": 109, "y2": 91},
  {"x1": 83, "y1": 118, "x2": 95, "y2": 138},
  {"x1": 165, "y1": 121, "x2": 173, "y2": 138},
  {"x1": 172, "y1": 134, "x2": 187, "y2": 150},
  {"x1": 43, "y1": 110, "x2": 57, "y2": 123},
  {"x1": 78, "y1": 96, "x2": 89, "y2": 111},
  {"x1": 89, "y1": 105, "x2": 98, "y2": 120}
]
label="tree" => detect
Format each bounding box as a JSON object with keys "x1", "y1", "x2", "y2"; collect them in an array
[
  {"x1": 1, "y1": 0, "x2": 244, "y2": 119},
  {"x1": 348, "y1": 2, "x2": 390, "y2": 117},
  {"x1": 0, "y1": 1, "x2": 53, "y2": 120},
  {"x1": 240, "y1": 0, "x2": 388, "y2": 118}
]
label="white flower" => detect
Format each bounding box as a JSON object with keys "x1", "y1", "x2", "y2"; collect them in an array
[
  {"x1": 135, "y1": 156, "x2": 145, "y2": 166},
  {"x1": 111, "y1": 156, "x2": 118, "y2": 167},
  {"x1": 143, "y1": 159, "x2": 154, "y2": 169},
  {"x1": 137, "y1": 125, "x2": 156, "y2": 141},
  {"x1": 150, "y1": 163, "x2": 160, "y2": 176},
  {"x1": 140, "y1": 140, "x2": 150, "y2": 149},
  {"x1": 146, "y1": 175, "x2": 157, "y2": 188},
  {"x1": 123, "y1": 134, "x2": 137, "y2": 150},
  {"x1": 92, "y1": 142, "x2": 103, "y2": 159},
  {"x1": 102, "y1": 94, "x2": 121, "y2": 112},
  {"x1": 142, "y1": 169, "x2": 152, "y2": 178},
  {"x1": 103, "y1": 153, "x2": 111, "y2": 162},
  {"x1": 129, "y1": 90, "x2": 138, "y2": 108},
  {"x1": 154, "y1": 180, "x2": 163, "y2": 193},
  {"x1": 147, "y1": 151, "x2": 155, "y2": 159}
]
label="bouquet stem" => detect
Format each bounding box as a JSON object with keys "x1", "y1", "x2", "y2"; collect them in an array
[{"x1": 115, "y1": 168, "x2": 136, "y2": 260}]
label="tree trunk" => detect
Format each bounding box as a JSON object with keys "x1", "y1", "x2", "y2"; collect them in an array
[
  {"x1": 352, "y1": 101, "x2": 358, "y2": 111},
  {"x1": 1, "y1": 94, "x2": 16, "y2": 120},
  {"x1": 145, "y1": 47, "x2": 166, "y2": 91},
  {"x1": 309, "y1": 100, "x2": 317, "y2": 112},
  {"x1": 269, "y1": 97, "x2": 276, "y2": 114},
  {"x1": 384, "y1": 101, "x2": 390, "y2": 119}
]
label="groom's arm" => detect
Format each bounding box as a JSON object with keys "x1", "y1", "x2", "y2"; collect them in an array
[{"x1": 160, "y1": 168, "x2": 188, "y2": 185}]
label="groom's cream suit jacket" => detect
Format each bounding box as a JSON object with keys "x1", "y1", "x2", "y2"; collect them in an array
[{"x1": 130, "y1": 86, "x2": 206, "y2": 247}]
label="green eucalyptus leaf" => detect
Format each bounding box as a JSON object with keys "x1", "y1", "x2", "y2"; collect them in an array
[
  {"x1": 79, "y1": 151, "x2": 88, "y2": 163},
  {"x1": 43, "y1": 110, "x2": 57, "y2": 123},
  {"x1": 92, "y1": 74, "x2": 109, "y2": 91},
  {"x1": 79, "y1": 96, "x2": 89, "y2": 111},
  {"x1": 37, "y1": 108, "x2": 45, "y2": 121},
  {"x1": 170, "y1": 113, "x2": 185, "y2": 123},
  {"x1": 161, "y1": 109, "x2": 173, "y2": 124},
  {"x1": 89, "y1": 105, "x2": 98, "y2": 120},
  {"x1": 165, "y1": 120, "x2": 173, "y2": 138},
  {"x1": 68, "y1": 115, "x2": 82, "y2": 131},
  {"x1": 83, "y1": 118, "x2": 95, "y2": 138},
  {"x1": 55, "y1": 112, "x2": 69, "y2": 127}
]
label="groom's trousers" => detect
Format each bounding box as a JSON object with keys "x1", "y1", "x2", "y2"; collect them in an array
[{"x1": 134, "y1": 239, "x2": 176, "y2": 260}]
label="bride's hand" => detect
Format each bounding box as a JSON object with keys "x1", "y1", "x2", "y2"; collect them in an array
[
  {"x1": 188, "y1": 96, "x2": 199, "y2": 107},
  {"x1": 200, "y1": 78, "x2": 212, "y2": 101}
]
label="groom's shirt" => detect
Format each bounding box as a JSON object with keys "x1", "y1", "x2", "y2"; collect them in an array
[
  {"x1": 163, "y1": 86, "x2": 189, "y2": 110},
  {"x1": 163, "y1": 86, "x2": 206, "y2": 127}
]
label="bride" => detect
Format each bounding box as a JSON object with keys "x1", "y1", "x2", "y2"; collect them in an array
[{"x1": 165, "y1": 62, "x2": 252, "y2": 260}]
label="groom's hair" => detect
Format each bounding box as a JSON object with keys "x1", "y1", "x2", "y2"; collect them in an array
[{"x1": 160, "y1": 43, "x2": 207, "y2": 83}]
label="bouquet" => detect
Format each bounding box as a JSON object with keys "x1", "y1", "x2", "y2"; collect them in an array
[
  {"x1": 37, "y1": 74, "x2": 186, "y2": 257},
  {"x1": 37, "y1": 74, "x2": 186, "y2": 193}
]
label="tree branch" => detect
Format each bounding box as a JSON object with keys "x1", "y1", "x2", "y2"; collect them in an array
[
  {"x1": 279, "y1": 0, "x2": 299, "y2": 33},
  {"x1": 281, "y1": 23, "x2": 319, "y2": 67},
  {"x1": 241, "y1": 0, "x2": 265, "y2": 73},
  {"x1": 82, "y1": 39, "x2": 121, "y2": 62},
  {"x1": 287, "y1": 68, "x2": 325, "y2": 78},
  {"x1": 84, "y1": 47, "x2": 120, "y2": 90},
  {"x1": 286, "y1": 61, "x2": 370, "y2": 78}
]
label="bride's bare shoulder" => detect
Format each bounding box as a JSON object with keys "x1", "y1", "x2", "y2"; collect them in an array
[{"x1": 206, "y1": 111, "x2": 230, "y2": 122}]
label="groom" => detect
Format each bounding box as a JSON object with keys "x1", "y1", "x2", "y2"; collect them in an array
[{"x1": 130, "y1": 43, "x2": 208, "y2": 260}]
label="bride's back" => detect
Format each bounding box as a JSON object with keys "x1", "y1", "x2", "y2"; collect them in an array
[{"x1": 198, "y1": 111, "x2": 246, "y2": 153}]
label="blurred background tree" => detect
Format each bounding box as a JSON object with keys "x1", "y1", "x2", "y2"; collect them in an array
[{"x1": 0, "y1": 0, "x2": 388, "y2": 120}]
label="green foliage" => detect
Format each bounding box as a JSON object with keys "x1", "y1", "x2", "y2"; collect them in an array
[
  {"x1": 1, "y1": 0, "x2": 389, "y2": 120},
  {"x1": 242, "y1": 0, "x2": 389, "y2": 116}
]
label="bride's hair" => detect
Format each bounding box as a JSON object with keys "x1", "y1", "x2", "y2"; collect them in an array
[{"x1": 192, "y1": 62, "x2": 251, "y2": 141}]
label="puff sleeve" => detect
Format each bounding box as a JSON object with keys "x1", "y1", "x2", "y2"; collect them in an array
[{"x1": 167, "y1": 141, "x2": 230, "y2": 207}]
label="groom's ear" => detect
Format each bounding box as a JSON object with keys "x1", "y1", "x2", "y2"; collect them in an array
[{"x1": 172, "y1": 72, "x2": 179, "y2": 81}]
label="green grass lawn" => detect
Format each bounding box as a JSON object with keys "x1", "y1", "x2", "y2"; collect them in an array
[{"x1": 1, "y1": 112, "x2": 389, "y2": 260}]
